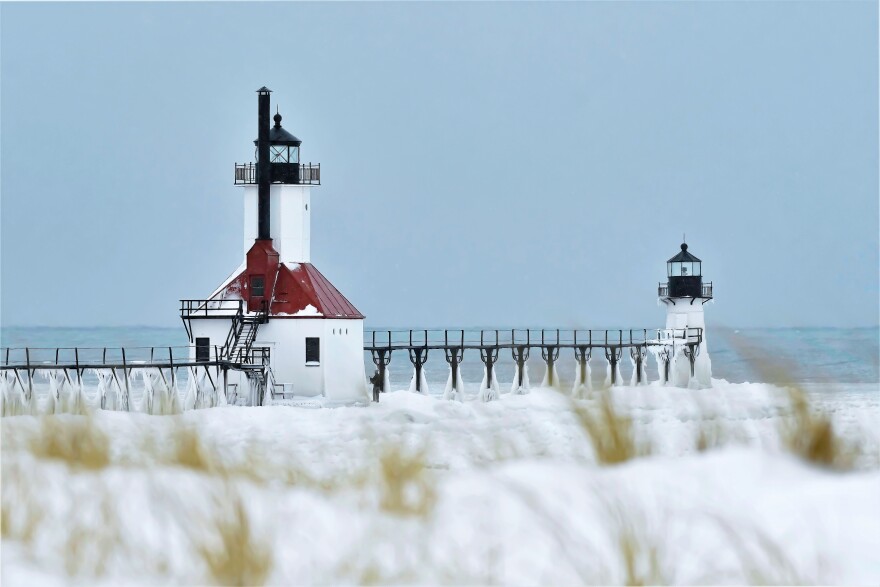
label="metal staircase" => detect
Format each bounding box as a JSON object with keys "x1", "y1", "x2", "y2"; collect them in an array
[
  {"x1": 223, "y1": 301, "x2": 269, "y2": 363},
  {"x1": 220, "y1": 301, "x2": 272, "y2": 405}
]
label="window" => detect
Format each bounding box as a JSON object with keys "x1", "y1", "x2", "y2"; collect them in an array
[
  {"x1": 305, "y1": 337, "x2": 320, "y2": 364},
  {"x1": 289, "y1": 146, "x2": 299, "y2": 163},
  {"x1": 270, "y1": 145, "x2": 288, "y2": 163},
  {"x1": 195, "y1": 337, "x2": 210, "y2": 362},
  {"x1": 250, "y1": 276, "x2": 265, "y2": 297}
]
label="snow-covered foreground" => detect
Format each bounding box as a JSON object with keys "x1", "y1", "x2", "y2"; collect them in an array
[{"x1": 2, "y1": 380, "x2": 879, "y2": 585}]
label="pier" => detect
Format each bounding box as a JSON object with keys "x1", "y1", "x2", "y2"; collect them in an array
[
  {"x1": 364, "y1": 328, "x2": 703, "y2": 393},
  {"x1": 0, "y1": 326, "x2": 702, "y2": 412}
]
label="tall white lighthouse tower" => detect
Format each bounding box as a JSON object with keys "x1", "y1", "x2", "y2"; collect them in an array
[
  {"x1": 182, "y1": 87, "x2": 367, "y2": 405},
  {"x1": 658, "y1": 242, "x2": 713, "y2": 388}
]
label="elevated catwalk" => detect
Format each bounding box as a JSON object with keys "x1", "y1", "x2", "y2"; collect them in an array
[{"x1": 0, "y1": 326, "x2": 703, "y2": 412}]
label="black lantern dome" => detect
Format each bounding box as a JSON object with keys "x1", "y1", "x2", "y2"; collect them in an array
[
  {"x1": 667, "y1": 243, "x2": 701, "y2": 277},
  {"x1": 660, "y1": 243, "x2": 712, "y2": 299}
]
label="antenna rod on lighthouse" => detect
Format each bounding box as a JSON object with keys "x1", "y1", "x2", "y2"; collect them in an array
[{"x1": 257, "y1": 87, "x2": 271, "y2": 240}]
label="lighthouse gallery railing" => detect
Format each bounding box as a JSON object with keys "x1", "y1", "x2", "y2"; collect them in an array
[{"x1": 233, "y1": 162, "x2": 321, "y2": 185}]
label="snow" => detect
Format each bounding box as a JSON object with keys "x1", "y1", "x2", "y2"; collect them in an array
[
  {"x1": 2, "y1": 380, "x2": 879, "y2": 585},
  {"x1": 276, "y1": 303, "x2": 323, "y2": 317}
]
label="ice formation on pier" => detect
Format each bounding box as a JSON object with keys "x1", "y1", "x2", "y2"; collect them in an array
[
  {"x1": 408, "y1": 367, "x2": 430, "y2": 395},
  {"x1": 443, "y1": 365, "x2": 466, "y2": 402},
  {"x1": 571, "y1": 360, "x2": 592, "y2": 399},
  {"x1": 510, "y1": 363, "x2": 530, "y2": 395},
  {"x1": 478, "y1": 365, "x2": 500, "y2": 402},
  {"x1": 604, "y1": 359, "x2": 623, "y2": 388},
  {"x1": 541, "y1": 362, "x2": 561, "y2": 388}
]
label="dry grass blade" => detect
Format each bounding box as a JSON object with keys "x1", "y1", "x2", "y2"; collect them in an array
[
  {"x1": 605, "y1": 500, "x2": 667, "y2": 586},
  {"x1": 717, "y1": 328, "x2": 862, "y2": 470},
  {"x1": 695, "y1": 417, "x2": 728, "y2": 452},
  {"x1": 195, "y1": 483, "x2": 273, "y2": 586},
  {"x1": 378, "y1": 441, "x2": 436, "y2": 517},
  {"x1": 28, "y1": 415, "x2": 110, "y2": 470},
  {"x1": 172, "y1": 424, "x2": 218, "y2": 472},
  {"x1": 571, "y1": 390, "x2": 648, "y2": 464},
  {"x1": 1, "y1": 460, "x2": 45, "y2": 544},
  {"x1": 780, "y1": 387, "x2": 856, "y2": 471}
]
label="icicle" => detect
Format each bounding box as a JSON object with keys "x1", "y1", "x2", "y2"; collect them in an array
[
  {"x1": 629, "y1": 352, "x2": 648, "y2": 387},
  {"x1": 156, "y1": 370, "x2": 181, "y2": 415},
  {"x1": 194, "y1": 370, "x2": 217, "y2": 409},
  {"x1": 56, "y1": 373, "x2": 72, "y2": 414},
  {"x1": 7, "y1": 371, "x2": 27, "y2": 416},
  {"x1": 22, "y1": 371, "x2": 38, "y2": 416},
  {"x1": 94, "y1": 370, "x2": 106, "y2": 410},
  {"x1": 478, "y1": 365, "x2": 500, "y2": 402},
  {"x1": 0, "y1": 372, "x2": 8, "y2": 417},
  {"x1": 541, "y1": 363, "x2": 560, "y2": 389},
  {"x1": 670, "y1": 345, "x2": 690, "y2": 388},
  {"x1": 71, "y1": 372, "x2": 87, "y2": 415},
  {"x1": 442, "y1": 365, "x2": 465, "y2": 402},
  {"x1": 572, "y1": 360, "x2": 592, "y2": 399},
  {"x1": 152, "y1": 371, "x2": 168, "y2": 415},
  {"x1": 183, "y1": 369, "x2": 198, "y2": 411},
  {"x1": 217, "y1": 372, "x2": 228, "y2": 407},
  {"x1": 510, "y1": 363, "x2": 530, "y2": 395},
  {"x1": 407, "y1": 367, "x2": 429, "y2": 395},
  {"x1": 3, "y1": 372, "x2": 16, "y2": 417},
  {"x1": 694, "y1": 341, "x2": 713, "y2": 389},
  {"x1": 604, "y1": 360, "x2": 623, "y2": 388},
  {"x1": 43, "y1": 370, "x2": 60, "y2": 415},
  {"x1": 138, "y1": 369, "x2": 154, "y2": 414}
]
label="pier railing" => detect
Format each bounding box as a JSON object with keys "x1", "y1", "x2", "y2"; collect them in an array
[
  {"x1": 364, "y1": 328, "x2": 702, "y2": 351},
  {"x1": 0, "y1": 345, "x2": 225, "y2": 371}
]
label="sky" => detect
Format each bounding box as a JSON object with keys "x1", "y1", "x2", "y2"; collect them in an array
[{"x1": 1, "y1": 2, "x2": 877, "y2": 329}]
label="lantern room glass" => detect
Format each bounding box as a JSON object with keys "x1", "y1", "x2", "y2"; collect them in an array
[
  {"x1": 267, "y1": 145, "x2": 300, "y2": 163},
  {"x1": 270, "y1": 145, "x2": 287, "y2": 163},
  {"x1": 668, "y1": 261, "x2": 701, "y2": 277}
]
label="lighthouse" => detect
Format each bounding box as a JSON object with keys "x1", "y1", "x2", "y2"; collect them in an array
[
  {"x1": 658, "y1": 242, "x2": 713, "y2": 388},
  {"x1": 182, "y1": 87, "x2": 366, "y2": 404}
]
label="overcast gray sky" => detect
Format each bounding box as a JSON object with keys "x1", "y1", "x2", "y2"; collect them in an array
[{"x1": 1, "y1": 2, "x2": 877, "y2": 329}]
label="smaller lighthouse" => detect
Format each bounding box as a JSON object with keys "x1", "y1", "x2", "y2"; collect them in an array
[{"x1": 659, "y1": 242, "x2": 713, "y2": 388}]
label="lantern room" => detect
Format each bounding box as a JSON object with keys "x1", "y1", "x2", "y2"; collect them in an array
[
  {"x1": 667, "y1": 243, "x2": 701, "y2": 278},
  {"x1": 234, "y1": 87, "x2": 320, "y2": 187},
  {"x1": 660, "y1": 243, "x2": 713, "y2": 299},
  {"x1": 254, "y1": 109, "x2": 303, "y2": 183}
]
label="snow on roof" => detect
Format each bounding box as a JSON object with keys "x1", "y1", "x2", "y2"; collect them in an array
[{"x1": 281, "y1": 263, "x2": 364, "y2": 319}]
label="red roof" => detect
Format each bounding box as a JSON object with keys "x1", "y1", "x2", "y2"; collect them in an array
[
  {"x1": 274, "y1": 263, "x2": 364, "y2": 319},
  {"x1": 215, "y1": 247, "x2": 363, "y2": 319}
]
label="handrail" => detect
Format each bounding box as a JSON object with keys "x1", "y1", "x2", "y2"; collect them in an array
[
  {"x1": 364, "y1": 328, "x2": 703, "y2": 350},
  {"x1": 222, "y1": 302, "x2": 246, "y2": 359},
  {"x1": 0, "y1": 345, "x2": 226, "y2": 368},
  {"x1": 180, "y1": 299, "x2": 244, "y2": 318},
  {"x1": 233, "y1": 162, "x2": 321, "y2": 185},
  {"x1": 657, "y1": 281, "x2": 713, "y2": 299}
]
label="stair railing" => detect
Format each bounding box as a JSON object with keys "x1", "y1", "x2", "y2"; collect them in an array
[{"x1": 222, "y1": 303, "x2": 245, "y2": 361}]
